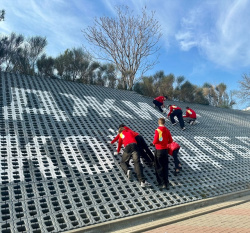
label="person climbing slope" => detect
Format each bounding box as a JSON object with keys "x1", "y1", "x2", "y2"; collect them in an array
[
  {"x1": 111, "y1": 124, "x2": 154, "y2": 166},
  {"x1": 153, "y1": 96, "x2": 168, "y2": 113},
  {"x1": 116, "y1": 127, "x2": 147, "y2": 187},
  {"x1": 167, "y1": 105, "x2": 185, "y2": 130}
]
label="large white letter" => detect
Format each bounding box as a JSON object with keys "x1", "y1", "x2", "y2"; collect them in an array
[
  {"x1": 61, "y1": 94, "x2": 133, "y2": 118},
  {"x1": 85, "y1": 97, "x2": 133, "y2": 118},
  {"x1": 3, "y1": 87, "x2": 68, "y2": 121},
  {"x1": 60, "y1": 135, "x2": 114, "y2": 175},
  {"x1": 236, "y1": 137, "x2": 250, "y2": 146},
  {"x1": 0, "y1": 135, "x2": 66, "y2": 183},
  {"x1": 194, "y1": 137, "x2": 234, "y2": 160},
  {"x1": 215, "y1": 137, "x2": 250, "y2": 159},
  {"x1": 122, "y1": 101, "x2": 163, "y2": 120}
]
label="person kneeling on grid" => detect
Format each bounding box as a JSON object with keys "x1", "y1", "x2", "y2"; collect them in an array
[
  {"x1": 167, "y1": 141, "x2": 182, "y2": 176},
  {"x1": 183, "y1": 106, "x2": 197, "y2": 125}
]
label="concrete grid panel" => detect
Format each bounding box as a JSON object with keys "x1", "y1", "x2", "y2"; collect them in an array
[{"x1": 0, "y1": 72, "x2": 250, "y2": 232}]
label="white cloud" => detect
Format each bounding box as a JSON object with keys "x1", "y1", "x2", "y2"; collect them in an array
[
  {"x1": 175, "y1": 31, "x2": 198, "y2": 51},
  {"x1": 175, "y1": 0, "x2": 250, "y2": 68}
]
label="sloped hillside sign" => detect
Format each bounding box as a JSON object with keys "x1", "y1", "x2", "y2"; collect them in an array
[{"x1": 0, "y1": 72, "x2": 250, "y2": 232}]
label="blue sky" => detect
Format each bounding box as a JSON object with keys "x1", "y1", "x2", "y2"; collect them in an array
[{"x1": 1, "y1": 0, "x2": 250, "y2": 109}]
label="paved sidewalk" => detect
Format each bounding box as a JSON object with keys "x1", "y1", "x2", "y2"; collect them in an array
[
  {"x1": 112, "y1": 194, "x2": 250, "y2": 233},
  {"x1": 145, "y1": 198, "x2": 250, "y2": 233}
]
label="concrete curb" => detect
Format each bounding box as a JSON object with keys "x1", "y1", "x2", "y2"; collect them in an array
[
  {"x1": 125, "y1": 194, "x2": 250, "y2": 233},
  {"x1": 65, "y1": 189, "x2": 250, "y2": 233}
]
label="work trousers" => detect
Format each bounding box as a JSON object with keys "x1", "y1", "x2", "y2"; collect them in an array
[
  {"x1": 172, "y1": 148, "x2": 180, "y2": 169},
  {"x1": 120, "y1": 143, "x2": 144, "y2": 182},
  {"x1": 170, "y1": 109, "x2": 185, "y2": 129},
  {"x1": 135, "y1": 135, "x2": 154, "y2": 163},
  {"x1": 184, "y1": 117, "x2": 196, "y2": 124},
  {"x1": 153, "y1": 100, "x2": 163, "y2": 112},
  {"x1": 154, "y1": 149, "x2": 169, "y2": 186}
]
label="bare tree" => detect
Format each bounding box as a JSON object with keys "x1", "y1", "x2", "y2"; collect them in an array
[
  {"x1": 237, "y1": 74, "x2": 250, "y2": 103},
  {"x1": 83, "y1": 5, "x2": 162, "y2": 89},
  {"x1": 0, "y1": 10, "x2": 5, "y2": 21}
]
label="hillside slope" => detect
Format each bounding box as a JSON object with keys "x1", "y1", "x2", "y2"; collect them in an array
[{"x1": 0, "y1": 72, "x2": 250, "y2": 232}]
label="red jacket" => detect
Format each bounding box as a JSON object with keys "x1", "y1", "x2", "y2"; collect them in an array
[
  {"x1": 167, "y1": 105, "x2": 182, "y2": 117},
  {"x1": 167, "y1": 142, "x2": 180, "y2": 156},
  {"x1": 117, "y1": 129, "x2": 137, "y2": 153},
  {"x1": 153, "y1": 126, "x2": 173, "y2": 150},
  {"x1": 154, "y1": 96, "x2": 165, "y2": 103},
  {"x1": 183, "y1": 108, "x2": 196, "y2": 119},
  {"x1": 111, "y1": 126, "x2": 139, "y2": 144}
]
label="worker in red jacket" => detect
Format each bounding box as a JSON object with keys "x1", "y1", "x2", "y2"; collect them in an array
[
  {"x1": 111, "y1": 124, "x2": 154, "y2": 165},
  {"x1": 152, "y1": 118, "x2": 173, "y2": 189},
  {"x1": 111, "y1": 125, "x2": 138, "y2": 145},
  {"x1": 116, "y1": 127, "x2": 146, "y2": 187},
  {"x1": 167, "y1": 105, "x2": 185, "y2": 130},
  {"x1": 183, "y1": 107, "x2": 197, "y2": 125},
  {"x1": 153, "y1": 95, "x2": 168, "y2": 112},
  {"x1": 167, "y1": 141, "x2": 182, "y2": 176}
]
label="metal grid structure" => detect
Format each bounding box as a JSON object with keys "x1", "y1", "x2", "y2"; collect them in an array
[{"x1": 0, "y1": 72, "x2": 250, "y2": 232}]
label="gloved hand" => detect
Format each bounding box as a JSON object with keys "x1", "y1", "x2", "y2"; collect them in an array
[
  {"x1": 114, "y1": 152, "x2": 118, "y2": 155},
  {"x1": 107, "y1": 140, "x2": 112, "y2": 144}
]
